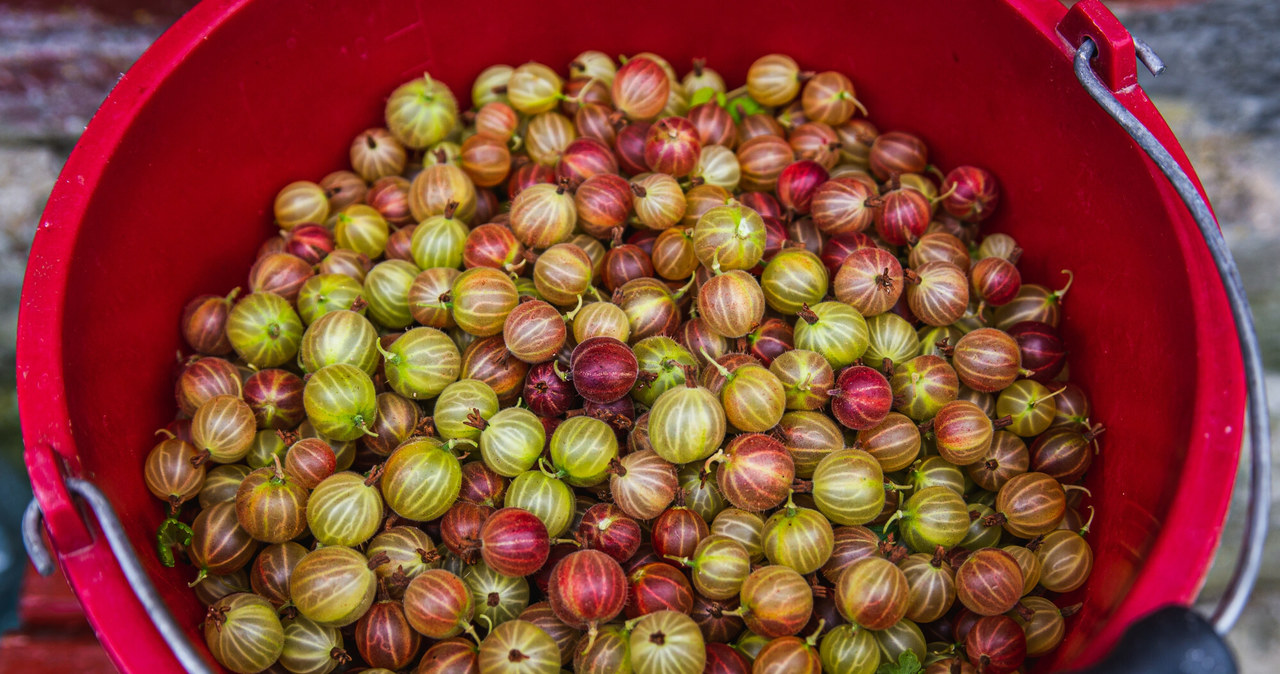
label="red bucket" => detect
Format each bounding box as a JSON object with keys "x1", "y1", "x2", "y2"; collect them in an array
[{"x1": 16, "y1": 0, "x2": 1246, "y2": 671}]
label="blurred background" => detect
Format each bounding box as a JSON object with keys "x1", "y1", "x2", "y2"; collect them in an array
[{"x1": 0, "y1": 0, "x2": 1277, "y2": 670}]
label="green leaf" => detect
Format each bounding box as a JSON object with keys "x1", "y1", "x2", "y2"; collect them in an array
[
  {"x1": 156, "y1": 517, "x2": 193, "y2": 568},
  {"x1": 689, "y1": 87, "x2": 717, "y2": 108},
  {"x1": 715, "y1": 91, "x2": 727, "y2": 108},
  {"x1": 726, "y1": 96, "x2": 767, "y2": 123},
  {"x1": 876, "y1": 650, "x2": 923, "y2": 674}
]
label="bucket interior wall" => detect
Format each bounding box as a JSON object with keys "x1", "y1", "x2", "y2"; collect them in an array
[{"x1": 23, "y1": 0, "x2": 1244, "y2": 671}]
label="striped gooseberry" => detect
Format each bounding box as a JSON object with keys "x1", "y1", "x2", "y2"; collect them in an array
[
  {"x1": 907, "y1": 456, "x2": 965, "y2": 495},
  {"x1": 761, "y1": 248, "x2": 829, "y2": 315},
  {"x1": 382, "y1": 437, "x2": 465, "y2": 522},
  {"x1": 794, "y1": 301, "x2": 869, "y2": 369},
  {"x1": 651, "y1": 227, "x2": 700, "y2": 281},
  {"x1": 965, "y1": 615, "x2": 1026, "y2": 674},
  {"x1": 403, "y1": 569, "x2": 475, "y2": 639},
  {"x1": 702, "y1": 359, "x2": 785, "y2": 432},
  {"x1": 899, "y1": 549, "x2": 956, "y2": 623},
  {"x1": 746, "y1": 54, "x2": 803, "y2": 106},
  {"x1": 199, "y1": 464, "x2": 252, "y2": 509},
  {"x1": 450, "y1": 267, "x2": 519, "y2": 338},
  {"x1": 299, "y1": 309, "x2": 377, "y2": 375},
  {"x1": 234, "y1": 460, "x2": 307, "y2": 544},
  {"x1": 181, "y1": 290, "x2": 237, "y2": 355},
  {"x1": 1034, "y1": 523, "x2": 1094, "y2": 593},
  {"x1": 707, "y1": 433, "x2": 795, "y2": 512},
  {"x1": 227, "y1": 292, "x2": 304, "y2": 368},
  {"x1": 278, "y1": 615, "x2": 347, "y2": 674},
  {"x1": 366, "y1": 526, "x2": 440, "y2": 588},
  {"x1": 478, "y1": 619, "x2": 560, "y2": 672},
  {"x1": 574, "y1": 173, "x2": 633, "y2": 238},
  {"x1": 672, "y1": 535, "x2": 752, "y2": 601},
  {"x1": 869, "y1": 131, "x2": 927, "y2": 181},
  {"x1": 644, "y1": 116, "x2": 701, "y2": 177},
  {"x1": 572, "y1": 300, "x2": 631, "y2": 344},
  {"x1": 746, "y1": 318, "x2": 794, "y2": 367},
  {"x1": 993, "y1": 270, "x2": 1073, "y2": 330},
  {"x1": 829, "y1": 365, "x2": 893, "y2": 431},
  {"x1": 459, "y1": 460, "x2": 507, "y2": 508},
  {"x1": 407, "y1": 267, "x2": 459, "y2": 330},
  {"x1": 889, "y1": 355, "x2": 959, "y2": 421},
  {"x1": 612, "y1": 56, "x2": 670, "y2": 121},
  {"x1": 648, "y1": 377, "x2": 727, "y2": 464},
  {"x1": 355, "y1": 598, "x2": 421, "y2": 670},
  {"x1": 1030, "y1": 423, "x2": 1103, "y2": 484},
  {"x1": 770, "y1": 349, "x2": 834, "y2": 411},
  {"x1": 242, "y1": 369, "x2": 304, "y2": 430},
  {"x1": 678, "y1": 463, "x2": 729, "y2": 522},
  {"x1": 608, "y1": 449, "x2": 679, "y2": 521},
  {"x1": 891, "y1": 485, "x2": 968, "y2": 553},
  {"x1": 614, "y1": 276, "x2": 686, "y2": 341},
  {"x1": 463, "y1": 223, "x2": 523, "y2": 272},
  {"x1": 569, "y1": 336, "x2": 638, "y2": 404},
  {"x1": 523, "y1": 361, "x2": 579, "y2": 418},
  {"x1": 502, "y1": 300, "x2": 567, "y2": 364},
  {"x1": 863, "y1": 313, "x2": 921, "y2": 371},
  {"x1": 739, "y1": 565, "x2": 813, "y2": 638},
  {"x1": 857, "y1": 412, "x2": 921, "y2": 473},
  {"x1": 474, "y1": 100, "x2": 519, "y2": 142},
  {"x1": 144, "y1": 436, "x2": 205, "y2": 509},
  {"x1": 507, "y1": 62, "x2": 563, "y2": 114},
  {"x1": 174, "y1": 357, "x2": 242, "y2": 418},
  {"x1": 834, "y1": 247, "x2": 903, "y2": 318},
  {"x1": 836, "y1": 556, "x2": 908, "y2": 630},
  {"x1": 904, "y1": 261, "x2": 969, "y2": 327},
  {"x1": 652, "y1": 505, "x2": 710, "y2": 562},
  {"x1": 188, "y1": 501, "x2": 258, "y2": 576},
  {"x1": 942, "y1": 166, "x2": 1000, "y2": 222},
  {"x1": 274, "y1": 180, "x2": 329, "y2": 231},
  {"x1": 692, "y1": 203, "x2": 767, "y2": 271},
  {"x1": 474, "y1": 406, "x2": 545, "y2": 477},
  {"x1": 557, "y1": 136, "x2": 618, "y2": 187},
  {"x1": 547, "y1": 415, "x2": 618, "y2": 487},
  {"x1": 970, "y1": 256, "x2": 1022, "y2": 309},
  {"x1": 479, "y1": 507, "x2": 551, "y2": 577},
  {"x1": 967, "y1": 431, "x2": 1029, "y2": 492},
  {"x1": 290, "y1": 546, "x2": 378, "y2": 627},
  {"x1": 802, "y1": 71, "x2": 863, "y2": 125},
  {"x1": 869, "y1": 186, "x2": 930, "y2": 246},
  {"x1": 737, "y1": 134, "x2": 795, "y2": 193},
  {"x1": 461, "y1": 334, "x2": 530, "y2": 406},
  {"x1": 628, "y1": 610, "x2": 706, "y2": 673},
  {"x1": 333, "y1": 205, "x2": 390, "y2": 259},
  {"x1": 773, "y1": 411, "x2": 841, "y2": 480},
  {"x1": 791, "y1": 122, "x2": 843, "y2": 170},
  {"x1": 698, "y1": 270, "x2": 766, "y2": 339},
  {"x1": 603, "y1": 238, "x2": 654, "y2": 292},
  {"x1": 810, "y1": 448, "x2": 885, "y2": 526},
  {"x1": 362, "y1": 259, "x2": 419, "y2": 329},
  {"x1": 510, "y1": 181, "x2": 577, "y2": 248},
  {"x1": 996, "y1": 380, "x2": 1058, "y2": 437},
  {"x1": 204, "y1": 593, "x2": 284, "y2": 674},
  {"x1": 548, "y1": 549, "x2": 628, "y2": 645},
  {"x1": 762, "y1": 497, "x2": 835, "y2": 575},
  {"x1": 933, "y1": 400, "x2": 997, "y2": 466},
  {"x1": 952, "y1": 327, "x2": 1022, "y2": 393},
  {"x1": 991, "y1": 472, "x2": 1068, "y2": 537},
  {"x1": 466, "y1": 558, "x2": 530, "y2": 627},
  {"x1": 577, "y1": 503, "x2": 641, "y2": 564},
  {"x1": 626, "y1": 561, "x2": 695, "y2": 619},
  {"x1": 712, "y1": 509, "x2": 766, "y2": 564},
  {"x1": 1012, "y1": 596, "x2": 1076, "y2": 657},
  {"x1": 689, "y1": 146, "x2": 740, "y2": 192},
  {"x1": 525, "y1": 112, "x2": 575, "y2": 167},
  {"x1": 385, "y1": 73, "x2": 458, "y2": 149},
  {"x1": 811, "y1": 178, "x2": 876, "y2": 235},
  {"x1": 306, "y1": 469, "x2": 383, "y2": 546},
  {"x1": 1007, "y1": 320, "x2": 1068, "y2": 383},
  {"x1": 819, "y1": 624, "x2": 881, "y2": 674},
  {"x1": 630, "y1": 173, "x2": 687, "y2": 230},
  {"x1": 409, "y1": 163, "x2": 476, "y2": 224},
  {"x1": 519, "y1": 601, "x2": 581, "y2": 666},
  {"x1": 629, "y1": 336, "x2": 696, "y2": 407},
  {"x1": 909, "y1": 231, "x2": 971, "y2": 273},
  {"x1": 302, "y1": 364, "x2": 377, "y2": 442},
  {"x1": 191, "y1": 394, "x2": 256, "y2": 465},
  {"x1": 506, "y1": 471, "x2": 575, "y2": 537},
  {"x1": 777, "y1": 160, "x2": 830, "y2": 214}
]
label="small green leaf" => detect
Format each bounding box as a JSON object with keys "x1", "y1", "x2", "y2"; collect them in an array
[
  {"x1": 689, "y1": 87, "x2": 717, "y2": 107},
  {"x1": 714, "y1": 91, "x2": 728, "y2": 108},
  {"x1": 726, "y1": 96, "x2": 767, "y2": 123},
  {"x1": 876, "y1": 650, "x2": 923, "y2": 674},
  {"x1": 156, "y1": 517, "x2": 193, "y2": 568}
]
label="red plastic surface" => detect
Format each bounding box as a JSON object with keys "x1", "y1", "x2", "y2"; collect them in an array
[{"x1": 16, "y1": 0, "x2": 1244, "y2": 671}]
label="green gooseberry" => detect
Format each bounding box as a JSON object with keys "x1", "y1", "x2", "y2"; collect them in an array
[
  {"x1": 794, "y1": 301, "x2": 868, "y2": 369},
  {"x1": 302, "y1": 363, "x2": 377, "y2": 442},
  {"x1": 379, "y1": 327, "x2": 462, "y2": 400},
  {"x1": 433, "y1": 379, "x2": 500, "y2": 442}
]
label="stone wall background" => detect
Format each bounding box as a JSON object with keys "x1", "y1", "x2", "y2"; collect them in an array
[{"x1": 0, "y1": 0, "x2": 1276, "y2": 668}]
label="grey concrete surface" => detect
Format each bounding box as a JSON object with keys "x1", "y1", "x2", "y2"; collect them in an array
[{"x1": 0, "y1": 0, "x2": 1276, "y2": 669}]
